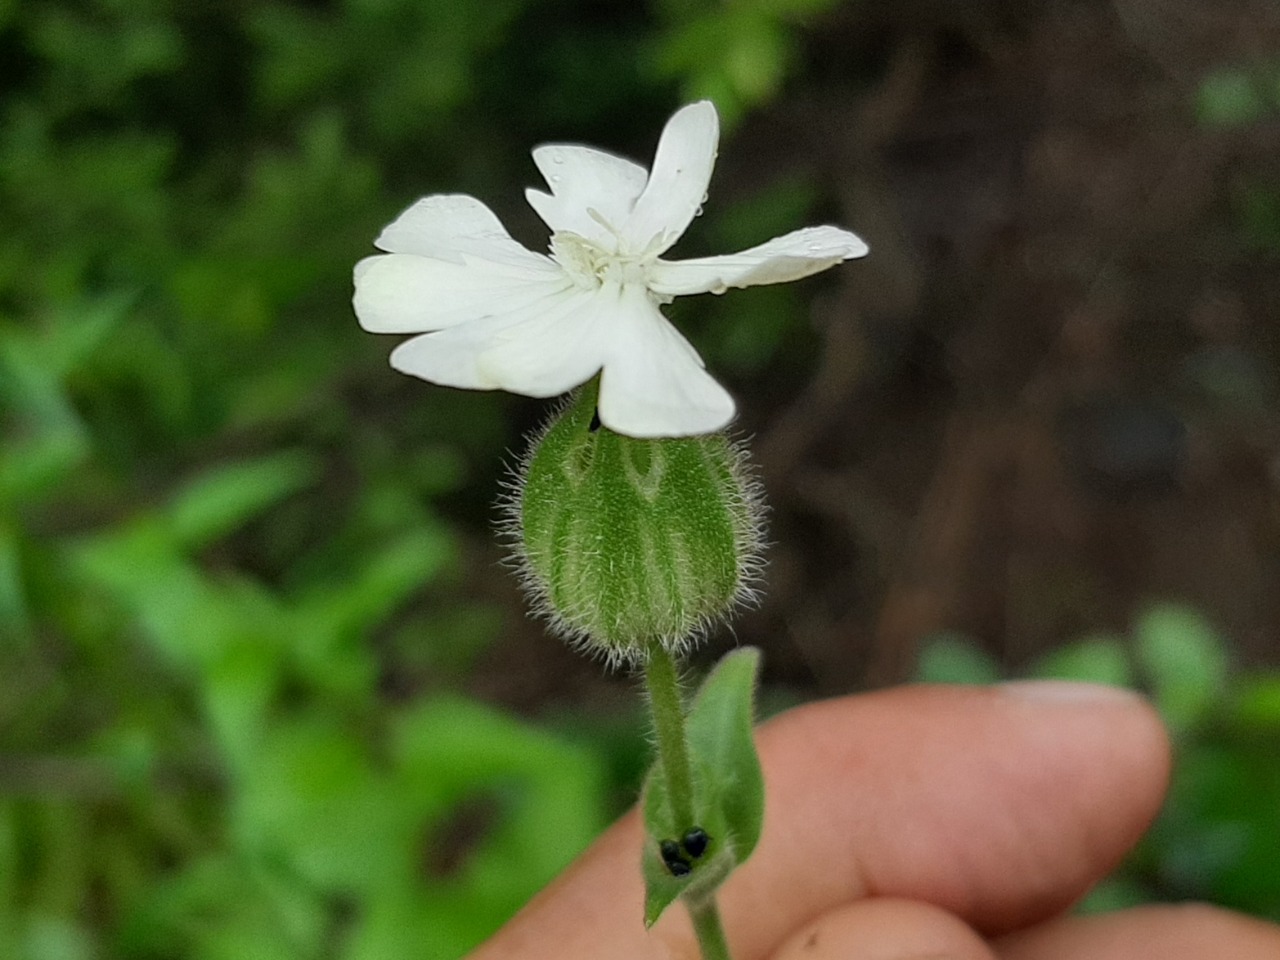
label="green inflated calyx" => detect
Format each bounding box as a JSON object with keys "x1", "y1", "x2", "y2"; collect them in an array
[{"x1": 511, "y1": 379, "x2": 763, "y2": 664}]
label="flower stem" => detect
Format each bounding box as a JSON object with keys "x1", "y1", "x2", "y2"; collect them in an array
[
  {"x1": 643, "y1": 643, "x2": 734, "y2": 960},
  {"x1": 689, "y1": 900, "x2": 732, "y2": 960},
  {"x1": 644, "y1": 642, "x2": 695, "y2": 828}
]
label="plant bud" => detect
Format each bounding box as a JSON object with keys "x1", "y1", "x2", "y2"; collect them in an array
[{"x1": 504, "y1": 380, "x2": 765, "y2": 665}]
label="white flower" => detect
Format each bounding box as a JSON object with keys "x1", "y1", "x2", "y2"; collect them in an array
[{"x1": 353, "y1": 101, "x2": 868, "y2": 438}]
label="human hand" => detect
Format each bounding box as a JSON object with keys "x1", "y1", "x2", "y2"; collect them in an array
[{"x1": 469, "y1": 682, "x2": 1280, "y2": 959}]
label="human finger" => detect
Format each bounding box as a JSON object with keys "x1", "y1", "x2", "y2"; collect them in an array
[
  {"x1": 769, "y1": 898, "x2": 996, "y2": 960},
  {"x1": 994, "y1": 903, "x2": 1280, "y2": 959}
]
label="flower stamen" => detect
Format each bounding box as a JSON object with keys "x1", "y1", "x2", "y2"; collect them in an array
[{"x1": 551, "y1": 230, "x2": 654, "y2": 291}]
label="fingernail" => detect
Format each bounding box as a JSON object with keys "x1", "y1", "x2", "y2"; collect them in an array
[{"x1": 999, "y1": 679, "x2": 1143, "y2": 703}]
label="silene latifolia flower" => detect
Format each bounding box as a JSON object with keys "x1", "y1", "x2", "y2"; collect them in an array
[
  {"x1": 354, "y1": 102, "x2": 867, "y2": 664},
  {"x1": 353, "y1": 100, "x2": 867, "y2": 439}
]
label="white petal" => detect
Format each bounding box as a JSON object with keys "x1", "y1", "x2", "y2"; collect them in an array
[
  {"x1": 647, "y1": 226, "x2": 869, "y2": 297},
  {"x1": 375, "y1": 194, "x2": 548, "y2": 269},
  {"x1": 388, "y1": 288, "x2": 607, "y2": 398},
  {"x1": 621, "y1": 101, "x2": 720, "y2": 256},
  {"x1": 525, "y1": 145, "x2": 648, "y2": 243},
  {"x1": 354, "y1": 253, "x2": 570, "y2": 333},
  {"x1": 597, "y1": 285, "x2": 735, "y2": 438},
  {"x1": 525, "y1": 187, "x2": 604, "y2": 247}
]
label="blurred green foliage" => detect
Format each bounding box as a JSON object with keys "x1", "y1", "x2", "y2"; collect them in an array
[
  {"x1": 0, "y1": 0, "x2": 841, "y2": 957},
  {"x1": 918, "y1": 604, "x2": 1280, "y2": 922}
]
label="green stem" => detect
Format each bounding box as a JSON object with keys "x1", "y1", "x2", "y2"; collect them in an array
[
  {"x1": 644, "y1": 642, "x2": 695, "y2": 827},
  {"x1": 689, "y1": 901, "x2": 732, "y2": 960},
  {"x1": 643, "y1": 643, "x2": 734, "y2": 960}
]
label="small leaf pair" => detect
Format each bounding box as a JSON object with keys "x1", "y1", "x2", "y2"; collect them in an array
[{"x1": 641, "y1": 648, "x2": 764, "y2": 926}]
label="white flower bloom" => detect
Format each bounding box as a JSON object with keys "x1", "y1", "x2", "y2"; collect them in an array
[{"x1": 353, "y1": 101, "x2": 868, "y2": 438}]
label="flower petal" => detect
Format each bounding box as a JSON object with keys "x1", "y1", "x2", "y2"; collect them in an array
[
  {"x1": 621, "y1": 101, "x2": 720, "y2": 256},
  {"x1": 375, "y1": 194, "x2": 548, "y2": 269},
  {"x1": 388, "y1": 288, "x2": 607, "y2": 397},
  {"x1": 525, "y1": 145, "x2": 648, "y2": 244},
  {"x1": 354, "y1": 252, "x2": 569, "y2": 333},
  {"x1": 597, "y1": 285, "x2": 735, "y2": 438},
  {"x1": 646, "y1": 225, "x2": 869, "y2": 297}
]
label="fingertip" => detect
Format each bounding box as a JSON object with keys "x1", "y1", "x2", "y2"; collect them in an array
[
  {"x1": 996, "y1": 903, "x2": 1280, "y2": 959},
  {"x1": 996, "y1": 680, "x2": 1173, "y2": 859},
  {"x1": 738, "y1": 683, "x2": 1174, "y2": 936},
  {"x1": 995, "y1": 679, "x2": 1173, "y2": 817},
  {"x1": 995, "y1": 679, "x2": 1146, "y2": 704},
  {"x1": 770, "y1": 898, "x2": 996, "y2": 960}
]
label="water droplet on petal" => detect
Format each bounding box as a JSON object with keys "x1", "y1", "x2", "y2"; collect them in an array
[
  {"x1": 551, "y1": 153, "x2": 564, "y2": 165},
  {"x1": 694, "y1": 205, "x2": 704, "y2": 217}
]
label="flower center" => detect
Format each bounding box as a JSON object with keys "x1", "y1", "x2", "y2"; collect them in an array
[{"x1": 550, "y1": 231, "x2": 652, "y2": 290}]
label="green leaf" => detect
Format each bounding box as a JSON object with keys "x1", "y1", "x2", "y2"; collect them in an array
[
  {"x1": 1227, "y1": 674, "x2": 1280, "y2": 732},
  {"x1": 0, "y1": 522, "x2": 30, "y2": 640},
  {"x1": 1135, "y1": 604, "x2": 1230, "y2": 733},
  {"x1": 642, "y1": 648, "x2": 763, "y2": 926},
  {"x1": 686, "y1": 648, "x2": 765, "y2": 861},
  {"x1": 0, "y1": 335, "x2": 91, "y2": 504},
  {"x1": 44, "y1": 293, "x2": 134, "y2": 377},
  {"x1": 641, "y1": 769, "x2": 729, "y2": 926},
  {"x1": 18, "y1": 915, "x2": 95, "y2": 960},
  {"x1": 0, "y1": 801, "x2": 16, "y2": 907},
  {"x1": 235, "y1": 719, "x2": 414, "y2": 895},
  {"x1": 73, "y1": 519, "x2": 220, "y2": 667},
  {"x1": 1032, "y1": 634, "x2": 1134, "y2": 687},
  {"x1": 1075, "y1": 876, "x2": 1153, "y2": 914},
  {"x1": 916, "y1": 633, "x2": 1002, "y2": 685},
  {"x1": 301, "y1": 526, "x2": 453, "y2": 638},
  {"x1": 168, "y1": 451, "x2": 321, "y2": 549},
  {"x1": 203, "y1": 638, "x2": 282, "y2": 773},
  {"x1": 1196, "y1": 69, "x2": 1267, "y2": 128}
]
